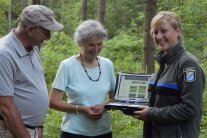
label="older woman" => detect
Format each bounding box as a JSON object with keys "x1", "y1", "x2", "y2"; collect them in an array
[
  {"x1": 49, "y1": 20, "x2": 115, "y2": 138},
  {"x1": 133, "y1": 11, "x2": 205, "y2": 138}
]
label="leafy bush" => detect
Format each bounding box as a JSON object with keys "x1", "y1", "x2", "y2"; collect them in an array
[
  {"x1": 102, "y1": 32, "x2": 144, "y2": 73},
  {"x1": 44, "y1": 109, "x2": 63, "y2": 138},
  {"x1": 41, "y1": 32, "x2": 79, "y2": 89}
]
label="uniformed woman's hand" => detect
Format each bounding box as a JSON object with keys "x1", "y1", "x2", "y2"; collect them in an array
[{"x1": 133, "y1": 106, "x2": 149, "y2": 121}]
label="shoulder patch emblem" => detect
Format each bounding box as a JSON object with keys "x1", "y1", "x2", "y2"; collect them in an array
[{"x1": 183, "y1": 67, "x2": 196, "y2": 82}]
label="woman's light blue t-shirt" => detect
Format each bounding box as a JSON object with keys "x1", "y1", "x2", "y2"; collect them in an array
[{"x1": 52, "y1": 55, "x2": 115, "y2": 136}]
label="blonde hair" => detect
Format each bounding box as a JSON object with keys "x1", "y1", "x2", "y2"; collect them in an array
[{"x1": 150, "y1": 11, "x2": 182, "y2": 42}]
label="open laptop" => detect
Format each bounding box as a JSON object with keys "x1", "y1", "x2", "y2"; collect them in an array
[{"x1": 104, "y1": 72, "x2": 152, "y2": 114}]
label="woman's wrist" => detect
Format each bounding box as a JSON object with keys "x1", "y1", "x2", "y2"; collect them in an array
[
  {"x1": 74, "y1": 105, "x2": 88, "y2": 114},
  {"x1": 75, "y1": 105, "x2": 79, "y2": 114}
]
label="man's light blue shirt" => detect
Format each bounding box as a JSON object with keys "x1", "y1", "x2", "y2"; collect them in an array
[{"x1": 0, "y1": 30, "x2": 48, "y2": 126}]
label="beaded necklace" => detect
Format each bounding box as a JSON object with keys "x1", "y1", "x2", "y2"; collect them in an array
[{"x1": 80, "y1": 53, "x2": 101, "y2": 82}]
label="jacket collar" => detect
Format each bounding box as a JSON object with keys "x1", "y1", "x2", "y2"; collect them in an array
[{"x1": 154, "y1": 43, "x2": 185, "y2": 65}]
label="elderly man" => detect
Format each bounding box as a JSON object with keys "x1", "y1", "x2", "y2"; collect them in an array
[{"x1": 0, "y1": 5, "x2": 63, "y2": 138}]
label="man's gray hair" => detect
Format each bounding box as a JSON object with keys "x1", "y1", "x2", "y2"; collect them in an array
[{"x1": 74, "y1": 20, "x2": 107, "y2": 45}]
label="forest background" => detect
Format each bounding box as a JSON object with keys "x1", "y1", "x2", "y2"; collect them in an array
[{"x1": 0, "y1": 0, "x2": 207, "y2": 137}]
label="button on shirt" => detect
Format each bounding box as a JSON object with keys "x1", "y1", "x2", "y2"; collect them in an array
[{"x1": 0, "y1": 30, "x2": 48, "y2": 126}]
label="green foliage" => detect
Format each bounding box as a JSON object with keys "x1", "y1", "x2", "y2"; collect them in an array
[
  {"x1": 43, "y1": 109, "x2": 63, "y2": 138},
  {"x1": 180, "y1": 0, "x2": 207, "y2": 61},
  {"x1": 87, "y1": 0, "x2": 98, "y2": 19},
  {"x1": 40, "y1": 32, "x2": 79, "y2": 89},
  {"x1": 0, "y1": 0, "x2": 9, "y2": 36},
  {"x1": 111, "y1": 111, "x2": 143, "y2": 138},
  {"x1": 101, "y1": 32, "x2": 144, "y2": 73},
  {"x1": 51, "y1": 0, "x2": 81, "y2": 35},
  {"x1": 199, "y1": 63, "x2": 207, "y2": 138},
  {"x1": 105, "y1": 0, "x2": 144, "y2": 38}
]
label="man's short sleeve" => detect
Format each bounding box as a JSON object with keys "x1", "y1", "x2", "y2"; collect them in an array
[{"x1": 0, "y1": 55, "x2": 14, "y2": 96}]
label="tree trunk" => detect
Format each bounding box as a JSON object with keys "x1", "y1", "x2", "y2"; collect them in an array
[
  {"x1": 42, "y1": 0, "x2": 52, "y2": 7},
  {"x1": 97, "y1": 0, "x2": 105, "y2": 25},
  {"x1": 143, "y1": 0, "x2": 157, "y2": 73},
  {"x1": 22, "y1": 0, "x2": 28, "y2": 8},
  {"x1": 8, "y1": 0, "x2": 12, "y2": 32},
  {"x1": 81, "y1": 0, "x2": 87, "y2": 21},
  {"x1": 32, "y1": 0, "x2": 41, "y2": 4}
]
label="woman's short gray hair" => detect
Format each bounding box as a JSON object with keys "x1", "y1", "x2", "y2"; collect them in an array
[{"x1": 74, "y1": 20, "x2": 107, "y2": 45}]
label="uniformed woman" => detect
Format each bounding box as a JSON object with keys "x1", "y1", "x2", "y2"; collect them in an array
[{"x1": 133, "y1": 11, "x2": 205, "y2": 138}]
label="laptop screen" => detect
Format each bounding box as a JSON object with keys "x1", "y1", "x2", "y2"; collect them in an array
[{"x1": 115, "y1": 72, "x2": 152, "y2": 102}]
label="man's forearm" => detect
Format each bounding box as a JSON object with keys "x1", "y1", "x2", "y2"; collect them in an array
[{"x1": 0, "y1": 96, "x2": 30, "y2": 137}]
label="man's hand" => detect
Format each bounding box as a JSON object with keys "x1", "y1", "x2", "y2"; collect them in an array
[
  {"x1": 37, "y1": 127, "x2": 43, "y2": 138},
  {"x1": 0, "y1": 96, "x2": 30, "y2": 137}
]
